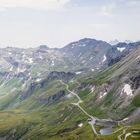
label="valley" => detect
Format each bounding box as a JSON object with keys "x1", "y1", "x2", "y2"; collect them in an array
[
  {"x1": 0, "y1": 38, "x2": 140, "y2": 140},
  {"x1": 60, "y1": 80, "x2": 140, "y2": 140}
]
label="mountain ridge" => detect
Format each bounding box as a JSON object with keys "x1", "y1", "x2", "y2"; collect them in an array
[{"x1": 0, "y1": 38, "x2": 140, "y2": 140}]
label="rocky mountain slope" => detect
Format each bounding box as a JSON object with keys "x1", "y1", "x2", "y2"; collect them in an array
[
  {"x1": 0, "y1": 38, "x2": 140, "y2": 140},
  {"x1": 0, "y1": 38, "x2": 111, "y2": 77}
]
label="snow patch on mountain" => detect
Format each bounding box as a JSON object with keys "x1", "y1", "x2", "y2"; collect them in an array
[
  {"x1": 102, "y1": 55, "x2": 107, "y2": 63},
  {"x1": 51, "y1": 60, "x2": 55, "y2": 66},
  {"x1": 117, "y1": 47, "x2": 125, "y2": 52},
  {"x1": 90, "y1": 86, "x2": 95, "y2": 93},
  {"x1": 99, "y1": 92, "x2": 107, "y2": 99},
  {"x1": 10, "y1": 66, "x2": 14, "y2": 71},
  {"x1": 78, "y1": 123, "x2": 83, "y2": 128},
  {"x1": 36, "y1": 78, "x2": 41, "y2": 82},
  {"x1": 121, "y1": 84, "x2": 133, "y2": 96},
  {"x1": 17, "y1": 67, "x2": 26, "y2": 73},
  {"x1": 28, "y1": 58, "x2": 33, "y2": 64},
  {"x1": 75, "y1": 71, "x2": 82, "y2": 75}
]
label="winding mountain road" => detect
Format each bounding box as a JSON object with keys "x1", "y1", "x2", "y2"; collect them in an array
[
  {"x1": 124, "y1": 133, "x2": 131, "y2": 140},
  {"x1": 59, "y1": 80, "x2": 98, "y2": 135},
  {"x1": 118, "y1": 129, "x2": 127, "y2": 140},
  {"x1": 59, "y1": 80, "x2": 135, "y2": 139},
  {"x1": 118, "y1": 127, "x2": 132, "y2": 140}
]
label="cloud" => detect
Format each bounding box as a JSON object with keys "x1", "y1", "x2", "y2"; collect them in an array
[
  {"x1": 100, "y1": 3, "x2": 116, "y2": 16},
  {"x1": 0, "y1": 0, "x2": 71, "y2": 10}
]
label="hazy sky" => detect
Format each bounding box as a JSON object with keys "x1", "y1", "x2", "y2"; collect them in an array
[{"x1": 0, "y1": 0, "x2": 140, "y2": 48}]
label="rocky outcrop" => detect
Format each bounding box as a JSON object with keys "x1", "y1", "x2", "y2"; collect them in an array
[
  {"x1": 107, "y1": 41, "x2": 140, "y2": 66},
  {"x1": 37, "y1": 90, "x2": 66, "y2": 104},
  {"x1": 96, "y1": 119, "x2": 117, "y2": 127},
  {"x1": 20, "y1": 71, "x2": 75, "y2": 100},
  {"x1": 131, "y1": 75, "x2": 140, "y2": 90},
  {"x1": 20, "y1": 82, "x2": 42, "y2": 100},
  {"x1": 4, "y1": 56, "x2": 19, "y2": 67},
  {"x1": 15, "y1": 72, "x2": 29, "y2": 81},
  {"x1": 106, "y1": 47, "x2": 122, "y2": 66},
  {"x1": 77, "y1": 82, "x2": 93, "y2": 91},
  {"x1": 46, "y1": 71, "x2": 75, "y2": 82},
  {"x1": 106, "y1": 46, "x2": 128, "y2": 66},
  {"x1": 37, "y1": 45, "x2": 49, "y2": 53}
]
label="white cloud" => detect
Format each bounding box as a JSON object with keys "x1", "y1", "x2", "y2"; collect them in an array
[
  {"x1": 0, "y1": 0, "x2": 71, "y2": 10},
  {"x1": 100, "y1": 3, "x2": 116, "y2": 16}
]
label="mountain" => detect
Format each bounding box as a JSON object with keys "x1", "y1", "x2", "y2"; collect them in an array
[
  {"x1": 107, "y1": 41, "x2": 140, "y2": 66},
  {"x1": 109, "y1": 39, "x2": 132, "y2": 45},
  {"x1": 0, "y1": 38, "x2": 112, "y2": 80},
  {"x1": 109, "y1": 39, "x2": 119, "y2": 45},
  {"x1": 61, "y1": 38, "x2": 111, "y2": 70},
  {"x1": 0, "y1": 38, "x2": 140, "y2": 140}
]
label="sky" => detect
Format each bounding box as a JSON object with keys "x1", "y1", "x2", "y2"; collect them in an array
[{"x1": 0, "y1": 0, "x2": 140, "y2": 48}]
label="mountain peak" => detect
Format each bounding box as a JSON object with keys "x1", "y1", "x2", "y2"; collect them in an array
[
  {"x1": 109, "y1": 39, "x2": 119, "y2": 45},
  {"x1": 78, "y1": 38, "x2": 97, "y2": 42},
  {"x1": 39, "y1": 45, "x2": 49, "y2": 50}
]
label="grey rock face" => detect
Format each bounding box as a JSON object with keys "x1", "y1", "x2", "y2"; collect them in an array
[
  {"x1": 20, "y1": 71, "x2": 75, "y2": 100},
  {"x1": 37, "y1": 90, "x2": 66, "y2": 105},
  {"x1": 131, "y1": 75, "x2": 140, "y2": 90},
  {"x1": 107, "y1": 41, "x2": 140, "y2": 66},
  {"x1": 20, "y1": 82, "x2": 42, "y2": 100},
  {"x1": 47, "y1": 71, "x2": 75, "y2": 82}
]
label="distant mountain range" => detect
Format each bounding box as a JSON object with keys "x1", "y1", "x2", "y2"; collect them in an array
[
  {"x1": 109, "y1": 39, "x2": 132, "y2": 45},
  {"x1": 0, "y1": 38, "x2": 140, "y2": 78}
]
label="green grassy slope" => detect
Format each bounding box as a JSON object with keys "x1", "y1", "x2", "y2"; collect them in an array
[{"x1": 0, "y1": 48, "x2": 140, "y2": 139}]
